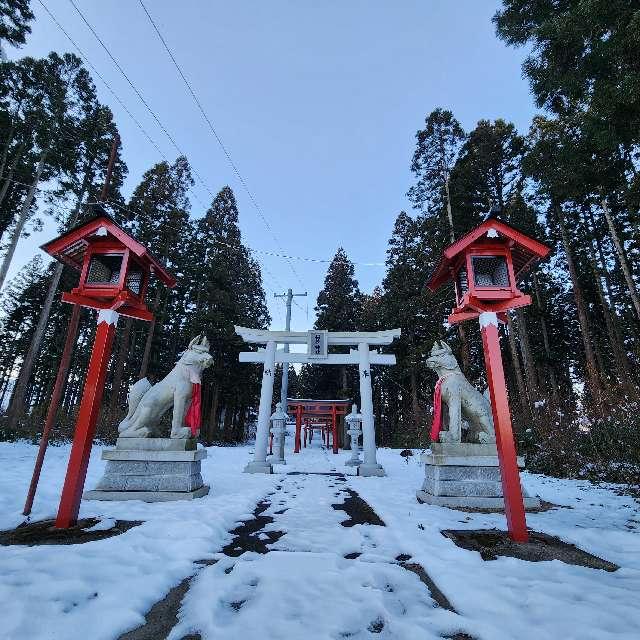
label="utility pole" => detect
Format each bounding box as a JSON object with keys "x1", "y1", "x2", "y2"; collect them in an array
[{"x1": 274, "y1": 289, "x2": 306, "y2": 459}]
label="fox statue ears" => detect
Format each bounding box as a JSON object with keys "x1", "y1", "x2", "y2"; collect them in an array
[
  {"x1": 431, "y1": 340, "x2": 453, "y2": 355},
  {"x1": 188, "y1": 334, "x2": 210, "y2": 352}
]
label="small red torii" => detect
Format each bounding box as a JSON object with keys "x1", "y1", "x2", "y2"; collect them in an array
[{"x1": 286, "y1": 399, "x2": 351, "y2": 455}]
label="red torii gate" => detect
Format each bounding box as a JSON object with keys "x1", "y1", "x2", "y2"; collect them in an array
[{"x1": 288, "y1": 399, "x2": 351, "y2": 455}]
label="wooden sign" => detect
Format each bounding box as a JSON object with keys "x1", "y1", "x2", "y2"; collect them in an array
[{"x1": 307, "y1": 330, "x2": 328, "y2": 359}]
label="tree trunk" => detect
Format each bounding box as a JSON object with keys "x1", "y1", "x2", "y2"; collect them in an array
[
  {"x1": 409, "y1": 368, "x2": 420, "y2": 430},
  {"x1": 0, "y1": 152, "x2": 46, "y2": 290},
  {"x1": 109, "y1": 317, "x2": 133, "y2": 413},
  {"x1": 457, "y1": 325, "x2": 471, "y2": 376},
  {"x1": 5, "y1": 185, "x2": 88, "y2": 431},
  {"x1": 532, "y1": 273, "x2": 560, "y2": 404},
  {"x1": 222, "y1": 400, "x2": 234, "y2": 442},
  {"x1": 444, "y1": 174, "x2": 471, "y2": 376},
  {"x1": 601, "y1": 197, "x2": 640, "y2": 319},
  {"x1": 555, "y1": 203, "x2": 602, "y2": 403},
  {"x1": 505, "y1": 314, "x2": 530, "y2": 415},
  {"x1": 0, "y1": 122, "x2": 14, "y2": 180},
  {"x1": 139, "y1": 288, "x2": 162, "y2": 378},
  {"x1": 0, "y1": 142, "x2": 25, "y2": 211},
  {"x1": 515, "y1": 308, "x2": 539, "y2": 400},
  {"x1": 206, "y1": 382, "x2": 220, "y2": 444},
  {"x1": 588, "y1": 252, "x2": 633, "y2": 391}
]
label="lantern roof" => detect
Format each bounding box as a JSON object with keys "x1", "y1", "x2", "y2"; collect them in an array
[
  {"x1": 41, "y1": 211, "x2": 176, "y2": 288},
  {"x1": 427, "y1": 211, "x2": 550, "y2": 292}
]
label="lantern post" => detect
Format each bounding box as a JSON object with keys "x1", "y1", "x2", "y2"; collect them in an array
[
  {"x1": 426, "y1": 208, "x2": 550, "y2": 542},
  {"x1": 36, "y1": 213, "x2": 175, "y2": 528}
]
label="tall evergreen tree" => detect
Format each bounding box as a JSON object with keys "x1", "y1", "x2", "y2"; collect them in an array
[
  {"x1": 305, "y1": 248, "x2": 362, "y2": 401},
  {"x1": 186, "y1": 185, "x2": 269, "y2": 443},
  {"x1": 0, "y1": 0, "x2": 33, "y2": 50}
]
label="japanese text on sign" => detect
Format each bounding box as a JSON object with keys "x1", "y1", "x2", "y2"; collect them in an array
[{"x1": 307, "y1": 330, "x2": 328, "y2": 359}]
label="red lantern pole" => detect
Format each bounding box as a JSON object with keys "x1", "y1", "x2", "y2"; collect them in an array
[
  {"x1": 480, "y1": 312, "x2": 528, "y2": 542},
  {"x1": 23, "y1": 135, "x2": 121, "y2": 517},
  {"x1": 55, "y1": 310, "x2": 118, "y2": 528}
]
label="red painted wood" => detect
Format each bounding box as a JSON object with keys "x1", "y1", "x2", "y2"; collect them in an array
[
  {"x1": 23, "y1": 305, "x2": 81, "y2": 516},
  {"x1": 60, "y1": 291, "x2": 154, "y2": 321},
  {"x1": 331, "y1": 405, "x2": 338, "y2": 454},
  {"x1": 294, "y1": 406, "x2": 302, "y2": 453},
  {"x1": 428, "y1": 218, "x2": 551, "y2": 291},
  {"x1": 448, "y1": 294, "x2": 533, "y2": 325},
  {"x1": 480, "y1": 320, "x2": 529, "y2": 542},
  {"x1": 55, "y1": 317, "x2": 117, "y2": 528},
  {"x1": 42, "y1": 215, "x2": 176, "y2": 287}
]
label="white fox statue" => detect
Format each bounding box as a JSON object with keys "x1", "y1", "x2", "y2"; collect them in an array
[
  {"x1": 426, "y1": 340, "x2": 496, "y2": 444},
  {"x1": 118, "y1": 335, "x2": 213, "y2": 439}
]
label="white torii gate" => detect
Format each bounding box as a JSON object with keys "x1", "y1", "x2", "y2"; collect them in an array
[{"x1": 235, "y1": 326, "x2": 401, "y2": 476}]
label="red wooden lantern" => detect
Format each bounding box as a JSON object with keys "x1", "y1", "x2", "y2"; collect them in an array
[
  {"x1": 427, "y1": 210, "x2": 550, "y2": 543},
  {"x1": 41, "y1": 212, "x2": 175, "y2": 528},
  {"x1": 42, "y1": 213, "x2": 175, "y2": 321},
  {"x1": 428, "y1": 210, "x2": 550, "y2": 325}
]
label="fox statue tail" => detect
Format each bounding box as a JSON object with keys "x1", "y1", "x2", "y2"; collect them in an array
[{"x1": 118, "y1": 377, "x2": 153, "y2": 433}]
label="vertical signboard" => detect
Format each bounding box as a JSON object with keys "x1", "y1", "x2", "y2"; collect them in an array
[{"x1": 307, "y1": 330, "x2": 328, "y2": 359}]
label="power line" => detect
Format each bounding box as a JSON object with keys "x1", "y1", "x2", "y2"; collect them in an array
[
  {"x1": 95, "y1": 196, "x2": 386, "y2": 269},
  {"x1": 36, "y1": 0, "x2": 206, "y2": 211},
  {"x1": 66, "y1": 0, "x2": 215, "y2": 204},
  {"x1": 136, "y1": 0, "x2": 307, "y2": 291}
]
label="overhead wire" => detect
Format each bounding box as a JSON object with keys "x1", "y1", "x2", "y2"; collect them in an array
[
  {"x1": 66, "y1": 0, "x2": 215, "y2": 205},
  {"x1": 94, "y1": 196, "x2": 386, "y2": 270},
  {"x1": 35, "y1": 0, "x2": 207, "y2": 211},
  {"x1": 136, "y1": 0, "x2": 307, "y2": 291}
]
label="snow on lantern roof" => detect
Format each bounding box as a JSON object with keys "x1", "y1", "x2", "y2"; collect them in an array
[
  {"x1": 41, "y1": 211, "x2": 176, "y2": 288},
  {"x1": 426, "y1": 211, "x2": 550, "y2": 292}
]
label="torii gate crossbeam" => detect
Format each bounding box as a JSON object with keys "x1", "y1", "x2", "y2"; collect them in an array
[{"x1": 235, "y1": 326, "x2": 400, "y2": 476}]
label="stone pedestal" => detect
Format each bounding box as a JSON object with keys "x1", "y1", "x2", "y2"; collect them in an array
[
  {"x1": 416, "y1": 442, "x2": 540, "y2": 510},
  {"x1": 84, "y1": 437, "x2": 209, "y2": 502},
  {"x1": 358, "y1": 463, "x2": 385, "y2": 477},
  {"x1": 243, "y1": 459, "x2": 273, "y2": 474}
]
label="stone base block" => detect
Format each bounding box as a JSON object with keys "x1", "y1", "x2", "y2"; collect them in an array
[
  {"x1": 86, "y1": 439, "x2": 208, "y2": 502},
  {"x1": 416, "y1": 491, "x2": 542, "y2": 510},
  {"x1": 431, "y1": 442, "x2": 498, "y2": 456},
  {"x1": 244, "y1": 460, "x2": 273, "y2": 474},
  {"x1": 358, "y1": 464, "x2": 386, "y2": 477},
  {"x1": 85, "y1": 486, "x2": 210, "y2": 502},
  {"x1": 102, "y1": 449, "x2": 206, "y2": 462},
  {"x1": 417, "y1": 447, "x2": 540, "y2": 511},
  {"x1": 421, "y1": 451, "x2": 525, "y2": 468},
  {"x1": 115, "y1": 437, "x2": 196, "y2": 451}
]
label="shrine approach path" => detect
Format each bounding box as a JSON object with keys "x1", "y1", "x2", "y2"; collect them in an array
[{"x1": 121, "y1": 445, "x2": 471, "y2": 640}]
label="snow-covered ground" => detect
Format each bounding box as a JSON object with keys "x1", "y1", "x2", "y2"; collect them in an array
[{"x1": 1, "y1": 440, "x2": 639, "y2": 640}]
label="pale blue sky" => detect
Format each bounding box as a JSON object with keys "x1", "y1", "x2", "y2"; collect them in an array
[{"x1": 7, "y1": 0, "x2": 535, "y2": 330}]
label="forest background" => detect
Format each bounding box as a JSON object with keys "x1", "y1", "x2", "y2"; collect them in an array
[{"x1": 1, "y1": 1, "x2": 639, "y2": 491}]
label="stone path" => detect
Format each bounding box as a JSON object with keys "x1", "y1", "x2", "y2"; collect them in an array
[{"x1": 119, "y1": 462, "x2": 474, "y2": 640}]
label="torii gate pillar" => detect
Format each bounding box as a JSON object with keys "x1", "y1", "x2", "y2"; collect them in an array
[
  {"x1": 357, "y1": 342, "x2": 384, "y2": 476},
  {"x1": 244, "y1": 340, "x2": 276, "y2": 474}
]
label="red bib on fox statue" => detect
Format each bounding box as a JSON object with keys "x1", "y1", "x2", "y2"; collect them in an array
[
  {"x1": 430, "y1": 373, "x2": 459, "y2": 441},
  {"x1": 185, "y1": 383, "x2": 202, "y2": 436}
]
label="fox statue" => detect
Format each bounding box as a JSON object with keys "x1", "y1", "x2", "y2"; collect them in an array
[
  {"x1": 426, "y1": 340, "x2": 496, "y2": 444},
  {"x1": 118, "y1": 335, "x2": 213, "y2": 439}
]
